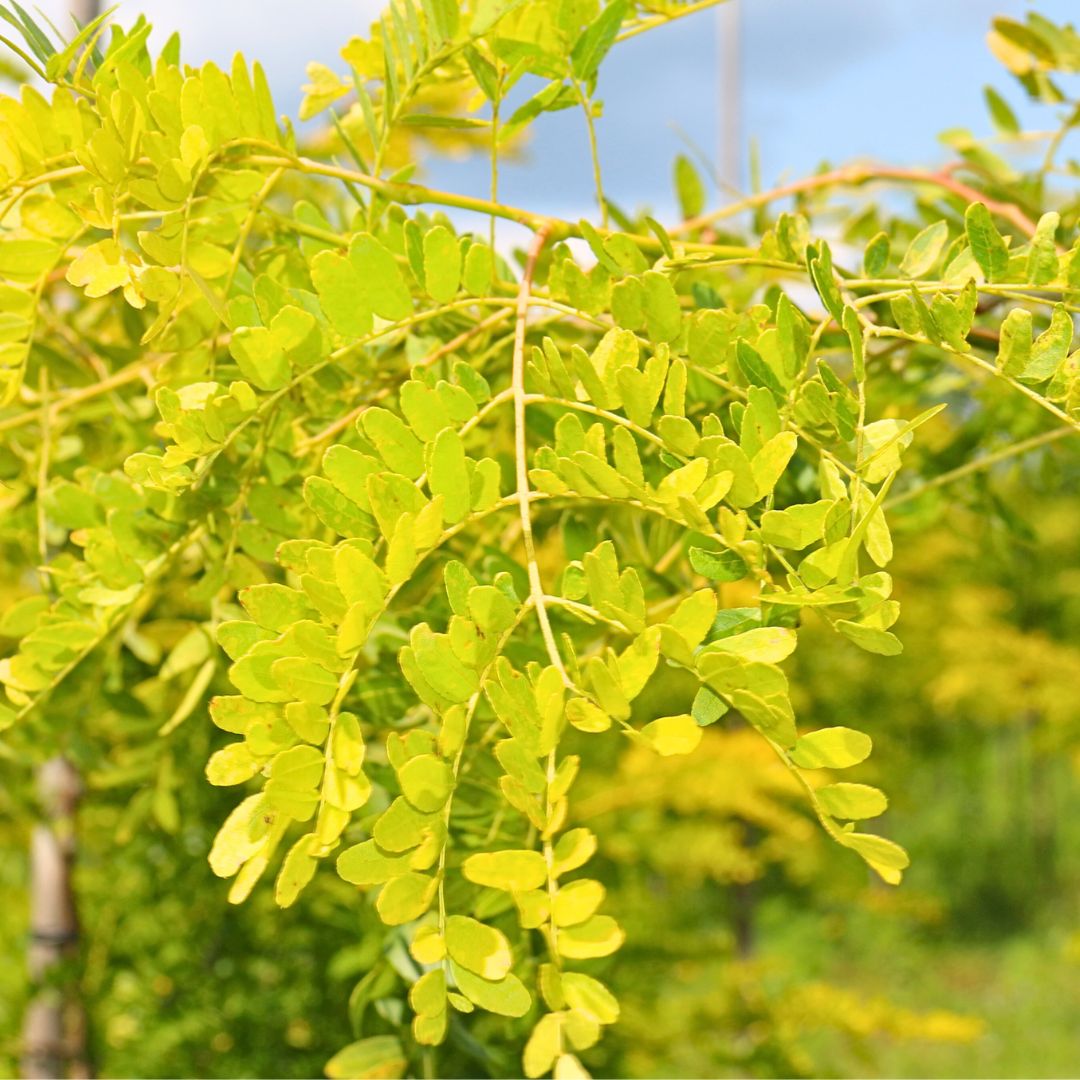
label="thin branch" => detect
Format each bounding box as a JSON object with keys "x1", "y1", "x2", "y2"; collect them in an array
[
  {"x1": 886, "y1": 426, "x2": 1075, "y2": 509},
  {"x1": 673, "y1": 163, "x2": 1042, "y2": 239},
  {"x1": 512, "y1": 226, "x2": 570, "y2": 684},
  {"x1": 0, "y1": 356, "x2": 166, "y2": 436},
  {"x1": 238, "y1": 148, "x2": 752, "y2": 257}
]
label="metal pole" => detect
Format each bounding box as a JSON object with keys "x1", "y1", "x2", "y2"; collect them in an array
[
  {"x1": 718, "y1": 0, "x2": 742, "y2": 192},
  {"x1": 68, "y1": 0, "x2": 101, "y2": 25}
]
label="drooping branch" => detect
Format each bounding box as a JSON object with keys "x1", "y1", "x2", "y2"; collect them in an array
[{"x1": 512, "y1": 226, "x2": 572, "y2": 686}]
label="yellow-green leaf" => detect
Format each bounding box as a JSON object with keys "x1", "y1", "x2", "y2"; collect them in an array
[
  {"x1": 445, "y1": 915, "x2": 512, "y2": 980},
  {"x1": 790, "y1": 726, "x2": 872, "y2": 769},
  {"x1": 639, "y1": 714, "x2": 702, "y2": 756},
  {"x1": 462, "y1": 849, "x2": 547, "y2": 892}
]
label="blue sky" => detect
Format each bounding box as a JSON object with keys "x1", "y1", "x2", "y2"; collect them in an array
[{"x1": 23, "y1": 1, "x2": 1080, "y2": 223}]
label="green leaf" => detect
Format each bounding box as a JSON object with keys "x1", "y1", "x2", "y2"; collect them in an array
[
  {"x1": 410, "y1": 628, "x2": 479, "y2": 702},
  {"x1": 808, "y1": 241, "x2": 844, "y2": 323},
  {"x1": 553, "y1": 829, "x2": 597, "y2": 876},
  {"x1": 410, "y1": 968, "x2": 447, "y2": 1019},
  {"x1": 552, "y1": 879, "x2": 605, "y2": 927},
  {"x1": 984, "y1": 85, "x2": 1019, "y2": 134},
  {"x1": 664, "y1": 589, "x2": 717, "y2": 651},
  {"x1": 462, "y1": 242, "x2": 495, "y2": 295},
  {"x1": 556, "y1": 915, "x2": 624, "y2": 959},
  {"x1": 700, "y1": 627, "x2": 797, "y2": 664},
  {"x1": 645, "y1": 216, "x2": 675, "y2": 260},
  {"x1": 299, "y1": 61, "x2": 349, "y2": 120},
  {"x1": 445, "y1": 915, "x2": 512, "y2": 980},
  {"x1": 349, "y1": 234, "x2": 412, "y2": 320},
  {"x1": 206, "y1": 742, "x2": 260, "y2": 786},
  {"x1": 718, "y1": 690, "x2": 792, "y2": 749},
  {"x1": 843, "y1": 306, "x2": 866, "y2": 382},
  {"x1": 325, "y1": 1036, "x2": 407, "y2": 1080},
  {"x1": 311, "y1": 250, "x2": 373, "y2": 337},
  {"x1": 45, "y1": 3, "x2": 116, "y2": 79},
  {"x1": 997, "y1": 307, "x2": 1033, "y2": 376},
  {"x1": 737, "y1": 341, "x2": 785, "y2": 399},
  {"x1": 688, "y1": 546, "x2": 747, "y2": 582},
  {"x1": 397, "y1": 753, "x2": 454, "y2": 812},
  {"x1": 271, "y1": 658, "x2": 338, "y2": 705},
  {"x1": 863, "y1": 232, "x2": 890, "y2": 278},
  {"x1": 639, "y1": 714, "x2": 702, "y2": 756},
  {"x1": 790, "y1": 726, "x2": 872, "y2": 769},
  {"x1": 615, "y1": 628, "x2": 660, "y2": 700},
  {"x1": 900, "y1": 220, "x2": 948, "y2": 279},
  {"x1": 208, "y1": 794, "x2": 270, "y2": 878},
  {"x1": 760, "y1": 501, "x2": 831, "y2": 549},
  {"x1": 566, "y1": 697, "x2": 611, "y2": 733},
  {"x1": 335, "y1": 546, "x2": 388, "y2": 608},
  {"x1": 376, "y1": 871, "x2": 438, "y2": 925},
  {"x1": 524, "y1": 1014, "x2": 562, "y2": 1080},
  {"x1": 337, "y1": 839, "x2": 412, "y2": 885},
  {"x1": 240, "y1": 584, "x2": 317, "y2": 632},
  {"x1": 674, "y1": 154, "x2": 706, "y2": 219},
  {"x1": 20, "y1": 194, "x2": 80, "y2": 239},
  {"x1": 838, "y1": 832, "x2": 910, "y2": 885},
  {"x1": 818, "y1": 782, "x2": 888, "y2": 820},
  {"x1": 269, "y1": 744, "x2": 325, "y2": 789},
  {"x1": 1027, "y1": 211, "x2": 1060, "y2": 285},
  {"x1": 964, "y1": 202, "x2": 1009, "y2": 282},
  {"x1": 275, "y1": 835, "x2": 319, "y2": 907},
  {"x1": 470, "y1": 0, "x2": 527, "y2": 35},
  {"x1": 1024, "y1": 303, "x2": 1073, "y2": 382},
  {"x1": 563, "y1": 972, "x2": 619, "y2": 1025},
  {"x1": 752, "y1": 431, "x2": 798, "y2": 499},
  {"x1": 641, "y1": 271, "x2": 682, "y2": 343},
  {"x1": 65, "y1": 239, "x2": 128, "y2": 297},
  {"x1": 373, "y1": 797, "x2": 440, "y2": 852},
  {"x1": 305, "y1": 476, "x2": 372, "y2": 537},
  {"x1": 836, "y1": 620, "x2": 903, "y2": 655},
  {"x1": 230, "y1": 326, "x2": 289, "y2": 391},
  {"x1": 570, "y1": 0, "x2": 628, "y2": 81},
  {"x1": 362, "y1": 408, "x2": 425, "y2": 478},
  {"x1": 451, "y1": 964, "x2": 531, "y2": 1017},
  {"x1": 691, "y1": 686, "x2": 728, "y2": 727},
  {"x1": 428, "y1": 428, "x2": 470, "y2": 524},
  {"x1": 462, "y1": 849, "x2": 547, "y2": 891},
  {"x1": 0, "y1": 594, "x2": 47, "y2": 637},
  {"x1": 422, "y1": 225, "x2": 461, "y2": 303}
]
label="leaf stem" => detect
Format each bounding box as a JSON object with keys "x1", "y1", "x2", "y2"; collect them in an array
[
  {"x1": 571, "y1": 72, "x2": 607, "y2": 229},
  {"x1": 512, "y1": 227, "x2": 571, "y2": 685}
]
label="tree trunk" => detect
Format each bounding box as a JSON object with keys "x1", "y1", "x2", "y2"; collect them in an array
[{"x1": 21, "y1": 756, "x2": 89, "y2": 1080}]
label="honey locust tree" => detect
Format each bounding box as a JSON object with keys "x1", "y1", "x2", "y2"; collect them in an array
[{"x1": 1, "y1": 2, "x2": 1079, "y2": 1077}]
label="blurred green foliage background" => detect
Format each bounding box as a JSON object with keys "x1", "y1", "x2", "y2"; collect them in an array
[{"x1": 3, "y1": 469, "x2": 1078, "y2": 1077}]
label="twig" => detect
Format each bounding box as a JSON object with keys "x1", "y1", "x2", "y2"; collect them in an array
[
  {"x1": 512, "y1": 226, "x2": 570, "y2": 684},
  {"x1": 886, "y1": 426, "x2": 1075, "y2": 509},
  {"x1": 674, "y1": 163, "x2": 1041, "y2": 239}
]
